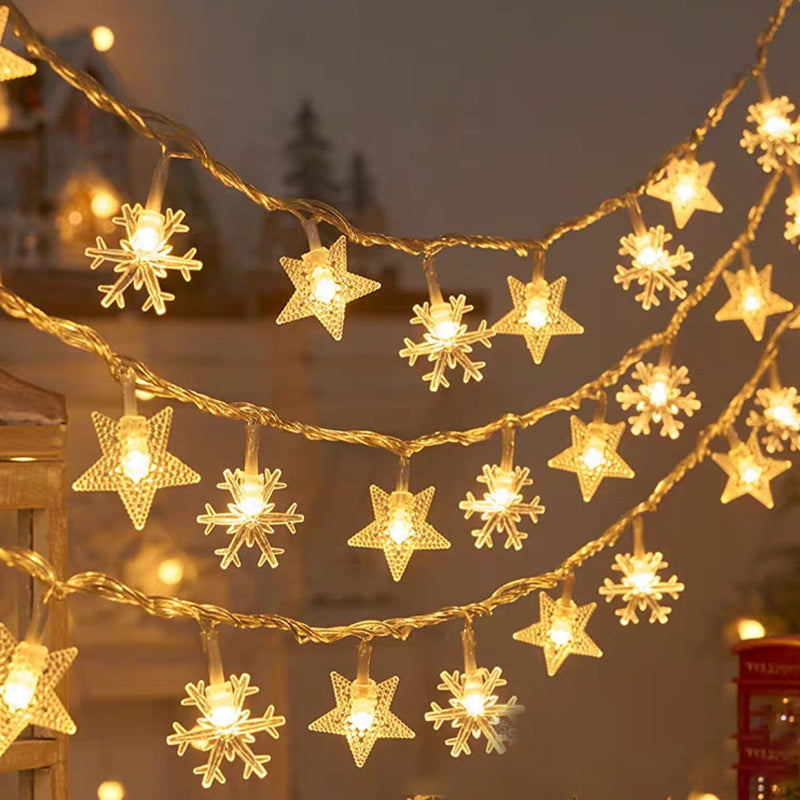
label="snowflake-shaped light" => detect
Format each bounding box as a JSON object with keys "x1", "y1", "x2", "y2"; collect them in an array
[
  {"x1": 167, "y1": 673, "x2": 285, "y2": 788},
  {"x1": 616, "y1": 360, "x2": 701, "y2": 439},
  {"x1": 0, "y1": 624, "x2": 77, "y2": 758},
  {"x1": 85, "y1": 203, "x2": 202, "y2": 314},
  {"x1": 740, "y1": 96, "x2": 800, "y2": 172},
  {"x1": 615, "y1": 225, "x2": 693, "y2": 310},
  {"x1": 72, "y1": 407, "x2": 201, "y2": 530},
  {"x1": 786, "y1": 192, "x2": 800, "y2": 245},
  {"x1": 645, "y1": 157, "x2": 723, "y2": 229},
  {"x1": 747, "y1": 384, "x2": 800, "y2": 453},
  {"x1": 399, "y1": 295, "x2": 494, "y2": 391},
  {"x1": 197, "y1": 468, "x2": 304, "y2": 569},
  {"x1": 0, "y1": 7, "x2": 36, "y2": 82}
]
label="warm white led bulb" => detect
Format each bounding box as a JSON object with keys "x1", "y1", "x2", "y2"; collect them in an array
[
  {"x1": 649, "y1": 379, "x2": 669, "y2": 408},
  {"x1": 636, "y1": 245, "x2": 661, "y2": 267},
  {"x1": 628, "y1": 567, "x2": 656, "y2": 595},
  {"x1": 118, "y1": 415, "x2": 152, "y2": 483},
  {"x1": 674, "y1": 179, "x2": 697, "y2": 204},
  {"x1": 386, "y1": 491, "x2": 414, "y2": 545},
  {"x1": 206, "y1": 682, "x2": 239, "y2": 728},
  {"x1": 763, "y1": 113, "x2": 792, "y2": 137},
  {"x1": 767, "y1": 403, "x2": 798, "y2": 428},
  {"x1": 740, "y1": 460, "x2": 763, "y2": 486},
  {"x1": 742, "y1": 288, "x2": 763, "y2": 313},
  {"x1": 311, "y1": 265, "x2": 338, "y2": 304},
  {"x1": 581, "y1": 435, "x2": 607, "y2": 470},
  {"x1": 129, "y1": 211, "x2": 164, "y2": 256},
  {"x1": 236, "y1": 473, "x2": 266, "y2": 517},
  {"x1": 157, "y1": 557, "x2": 185, "y2": 587},
  {"x1": 2, "y1": 640, "x2": 47, "y2": 712},
  {"x1": 549, "y1": 616, "x2": 573, "y2": 646},
  {"x1": 461, "y1": 690, "x2": 486, "y2": 717}
]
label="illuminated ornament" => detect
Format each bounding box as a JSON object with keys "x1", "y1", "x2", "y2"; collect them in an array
[
  {"x1": 197, "y1": 422, "x2": 303, "y2": 568},
  {"x1": 0, "y1": 610, "x2": 77, "y2": 758},
  {"x1": 309, "y1": 640, "x2": 414, "y2": 767},
  {"x1": 167, "y1": 629, "x2": 285, "y2": 788},
  {"x1": 645, "y1": 156, "x2": 723, "y2": 229},
  {"x1": 91, "y1": 25, "x2": 115, "y2": 53},
  {"x1": 348, "y1": 457, "x2": 449, "y2": 581},
  {"x1": 513, "y1": 576, "x2": 602, "y2": 676},
  {"x1": 459, "y1": 424, "x2": 544, "y2": 550},
  {"x1": 276, "y1": 218, "x2": 380, "y2": 340},
  {"x1": 598, "y1": 517, "x2": 684, "y2": 625},
  {"x1": 740, "y1": 84, "x2": 800, "y2": 172},
  {"x1": 714, "y1": 249, "x2": 792, "y2": 341},
  {"x1": 615, "y1": 345, "x2": 701, "y2": 439},
  {"x1": 747, "y1": 363, "x2": 800, "y2": 453},
  {"x1": 399, "y1": 256, "x2": 493, "y2": 391},
  {"x1": 425, "y1": 620, "x2": 523, "y2": 757},
  {"x1": 615, "y1": 196, "x2": 693, "y2": 310},
  {"x1": 73, "y1": 378, "x2": 200, "y2": 530},
  {"x1": 711, "y1": 428, "x2": 791, "y2": 509},
  {"x1": 547, "y1": 395, "x2": 634, "y2": 502},
  {"x1": 0, "y1": 7, "x2": 35, "y2": 82},
  {"x1": 85, "y1": 154, "x2": 202, "y2": 314},
  {"x1": 786, "y1": 190, "x2": 800, "y2": 245}
]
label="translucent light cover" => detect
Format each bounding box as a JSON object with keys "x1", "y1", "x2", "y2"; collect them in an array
[
  {"x1": 399, "y1": 295, "x2": 494, "y2": 391},
  {"x1": 167, "y1": 673, "x2": 285, "y2": 788},
  {"x1": 276, "y1": 236, "x2": 380, "y2": 340},
  {"x1": 85, "y1": 203, "x2": 202, "y2": 314},
  {"x1": 72, "y1": 407, "x2": 200, "y2": 530},
  {"x1": 0, "y1": 623, "x2": 77, "y2": 757},
  {"x1": 740, "y1": 97, "x2": 800, "y2": 173},
  {"x1": 197, "y1": 468, "x2": 303, "y2": 569},
  {"x1": 747, "y1": 385, "x2": 800, "y2": 453},
  {"x1": 645, "y1": 158, "x2": 723, "y2": 229},
  {"x1": 0, "y1": 7, "x2": 35, "y2": 82}
]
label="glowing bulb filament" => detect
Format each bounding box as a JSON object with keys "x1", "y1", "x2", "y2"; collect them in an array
[
  {"x1": 673, "y1": 179, "x2": 697, "y2": 204},
  {"x1": 118, "y1": 415, "x2": 151, "y2": 483},
  {"x1": 582, "y1": 434, "x2": 607, "y2": 470},
  {"x1": 628, "y1": 564, "x2": 656, "y2": 595},
  {"x1": 763, "y1": 114, "x2": 792, "y2": 137},
  {"x1": 636, "y1": 245, "x2": 662, "y2": 268},
  {"x1": 524, "y1": 282, "x2": 550, "y2": 330},
  {"x1": 430, "y1": 302, "x2": 459, "y2": 342},
  {"x1": 237, "y1": 473, "x2": 266, "y2": 517},
  {"x1": 461, "y1": 670, "x2": 487, "y2": 717},
  {"x1": 488, "y1": 471, "x2": 515, "y2": 510},
  {"x1": 767, "y1": 404, "x2": 799, "y2": 429},
  {"x1": 740, "y1": 460, "x2": 762, "y2": 486},
  {"x1": 129, "y1": 210, "x2": 164, "y2": 256},
  {"x1": 386, "y1": 491, "x2": 414, "y2": 544},
  {"x1": 348, "y1": 681, "x2": 377, "y2": 734},
  {"x1": 206, "y1": 682, "x2": 239, "y2": 728},
  {"x1": 311, "y1": 265, "x2": 338, "y2": 304},
  {"x1": 742, "y1": 288, "x2": 763, "y2": 313},
  {"x1": 1, "y1": 640, "x2": 48, "y2": 712},
  {"x1": 649, "y1": 379, "x2": 669, "y2": 408}
]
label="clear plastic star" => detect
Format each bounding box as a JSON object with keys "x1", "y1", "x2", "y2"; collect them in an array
[
  {"x1": 72, "y1": 407, "x2": 201, "y2": 530},
  {"x1": 615, "y1": 225, "x2": 694, "y2": 310},
  {"x1": 0, "y1": 624, "x2": 77, "y2": 758},
  {"x1": 494, "y1": 275, "x2": 583, "y2": 364},
  {"x1": 740, "y1": 96, "x2": 800, "y2": 172},
  {"x1": 616, "y1": 361, "x2": 701, "y2": 439},
  {"x1": 197, "y1": 468, "x2": 304, "y2": 569},
  {"x1": 712, "y1": 430, "x2": 791, "y2": 508},
  {"x1": 547, "y1": 415, "x2": 634, "y2": 502},
  {"x1": 276, "y1": 235, "x2": 380, "y2": 340},
  {"x1": 747, "y1": 384, "x2": 800, "y2": 453},
  {"x1": 167, "y1": 673, "x2": 285, "y2": 788},
  {"x1": 599, "y1": 551, "x2": 685, "y2": 625},
  {"x1": 399, "y1": 295, "x2": 494, "y2": 391},
  {"x1": 714, "y1": 263, "x2": 792, "y2": 341},
  {"x1": 424, "y1": 666, "x2": 523, "y2": 757},
  {"x1": 0, "y1": 7, "x2": 35, "y2": 82},
  {"x1": 513, "y1": 592, "x2": 603, "y2": 676},
  {"x1": 308, "y1": 672, "x2": 414, "y2": 767},
  {"x1": 645, "y1": 157, "x2": 723, "y2": 229},
  {"x1": 459, "y1": 464, "x2": 545, "y2": 550},
  {"x1": 85, "y1": 203, "x2": 202, "y2": 314},
  {"x1": 786, "y1": 193, "x2": 800, "y2": 245}
]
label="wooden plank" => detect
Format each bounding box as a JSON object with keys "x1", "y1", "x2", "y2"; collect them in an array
[
  {"x1": 0, "y1": 464, "x2": 65, "y2": 511},
  {"x1": 0, "y1": 740, "x2": 59, "y2": 774},
  {"x1": 0, "y1": 427, "x2": 65, "y2": 463}
]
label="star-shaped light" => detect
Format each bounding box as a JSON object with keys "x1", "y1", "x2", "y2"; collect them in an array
[
  {"x1": 646, "y1": 157, "x2": 723, "y2": 229},
  {"x1": 276, "y1": 235, "x2": 380, "y2": 340},
  {"x1": 714, "y1": 262, "x2": 792, "y2": 341},
  {"x1": 399, "y1": 294, "x2": 494, "y2": 391},
  {"x1": 72, "y1": 406, "x2": 201, "y2": 530},
  {"x1": 197, "y1": 468, "x2": 304, "y2": 569},
  {"x1": 513, "y1": 590, "x2": 603, "y2": 676},
  {"x1": 493, "y1": 275, "x2": 583, "y2": 364},
  {"x1": 348, "y1": 483, "x2": 450, "y2": 581},
  {"x1": 0, "y1": 7, "x2": 35, "y2": 82},
  {"x1": 0, "y1": 623, "x2": 77, "y2": 758},
  {"x1": 712, "y1": 430, "x2": 791, "y2": 508},
  {"x1": 740, "y1": 96, "x2": 800, "y2": 172},
  {"x1": 167, "y1": 673, "x2": 285, "y2": 788},
  {"x1": 85, "y1": 203, "x2": 203, "y2": 314},
  {"x1": 547, "y1": 414, "x2": 634, "y2": 502},
  {"x1": 747, "y1": 382, "x2": 800, "y2": 453},
  {"x1": 786, "y1": 192, "x2": 800, "y2": 246}
]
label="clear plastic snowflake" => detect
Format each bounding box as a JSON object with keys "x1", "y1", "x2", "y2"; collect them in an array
[
  {"x1": 459, "y1": 464, "x2": 544, "y2": 550},
  {"x1": 85, "y1": 203, "x2": 203, "y2": 314},
  {"x1": 197, "y1": 468, "x2": 304, "y2": 569},
  {"x1": 615, "y1": 225, "x2": 693, "y2": 310},
  {"x1": 167, "y1": 673, "x2": 285, "y2": 788},
  {"x1": 747, "y1": 385, "x2": 800, "y2": 453},
  {"x1": 616, "y1": 361, "x2": 701, "y2": 439},
  {"x1": 786, "y1": 193, "x2": 800, "y2": 245},
  {"x1": 740, "y1": 96, "x2": 800, "y2": 172},
  {"x1": 400, "y1": 295, "x2": 494, "y2": 391}
]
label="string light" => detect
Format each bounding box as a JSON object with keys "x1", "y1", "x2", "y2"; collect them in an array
[
  {"x1": 425, "y1": 620, "x2": 523, "y2": 757},
  {"x1": 459, "y1": 424, "x2": 544, "y2": 550},
  {"x1": 645, "y1": 156, "x2": 723, "y2": 229},
  {"x1": 308, "y1": 640, "x2": 414, "y2": 767},
  {"x1": 740, "y1": 76, "x2": 800, "y2": 172},
  {"x1": 786, "y1": 186, "x2": 800, "y2": 245},
  {"x1": 746, "y1": 362, "x2": 800, "y2": 453},
  {"x1": 0, "y1": 7, "x2": 35, "y2": 82}
]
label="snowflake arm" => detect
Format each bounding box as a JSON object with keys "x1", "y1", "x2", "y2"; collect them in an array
[
  {"x1": 747, "y1": 384, "x2": 800, "y2": 453},
  {"x1": 740, "y1": 96, "x2": 800, "y2": 172}
]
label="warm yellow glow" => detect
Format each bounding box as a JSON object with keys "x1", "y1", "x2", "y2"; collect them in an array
[
  {"x1": 91, "y1": 26, "x2": 115, "y2": 52},
  {"x1": 236, "y1": 473, "x2": 266, "y2": 517},
  {"x1": 156, "y1": 557, "x2": 185, "y2": 587},
  {"x1": 766, "y1": 403, "x2": 798, "y2": 428},
  {"x1": 90, "y1": 189, "x2": 119, "y2": 219},
  {"x1": 649, "y1": 379, "x2": 669, "y2": 408},
  {"x1": 119, "y1": 415, "x2": 151, "y2": 483},
  {"x1": 674, "y1": 179, "x2": 697, "y2": 204},
  {"x1": 736, "y1": 618, "x2": 766, "y2": 640},
  {"x1": 740, "y1": 460, "x2": 763, "y2": 486},
  {"x1": 1, "y1": 640, "x2": 47, "y2": 712},
  {"x1": 311, "y1": 265, "x2": 339, "y2": 304},
  {"x1": 581, "y1": 438, "x2": 606, "y2": 470},
  {"x1": 762, "y1": 113, "x2": 792, "y2": 137},
  {"x1": 742, "y1": 288, "x2": 763, "y2": 313},
  {"x1": 387, "y1": 492, "x2": 414, "y2": 545},
  {"x1": 130, "y1": 212, "x2": 163, "y2": 255},
  {"x1": 461, "y1": 690, "x2": 486, "y2": 717},
  {"x1": 68, "y1": 210, "x2": 83, "y2": 226},
  {"x1": 524, "y1": 293, "x2": 549, "y2": 329},
  {"x1": 206, "y1": 682, "x2": 240, "y2": 728},
  {"x1": 548, "y1": 616, "x2": 573, "y2": 646},
  {"x1": 9, "y1": 456, "x2": 35, "y2": 462},
  {"x1": 689, "y1": 792, "x2": 721, "y2": 800},
  {"x1": 636, "y1": 245, "x2": 661, "y2": 267},
  {"x1": 347, "y1": 685, "x2": 377, "y2": 733},
  {"x1": 97, "y1": 781, "x2": 125, "y2": 800},
  {"x1": 433, "y1": 317, "x2": 459, "y2": 342},
  {"x1": 628, "y1": 568, "x2": 656, "y2": 595}
]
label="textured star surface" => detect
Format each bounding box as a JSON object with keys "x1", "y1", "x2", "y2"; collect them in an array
[
  {"x1": 348, "y1": 485, "x2": 450, "y2": 581},
  {"x1": 645, "y1": 158, "x2": 723, "y2": 229},
  {"x1": 513, "y1": 593, "x2": 603, "y2": 676},
  {"x1": 599, "y1": 551, "x2": 685, "y2": 625},
  {"x1": 0, "y1": 624, "x2": 77, "y2": 758},
  {"x1": 424, "y1": 667, "x2": 523, "y2": 757},
  {"x1": 85, "y1": 203, "x2": 202, "y2": 314},
  {"x1": 276, "y1": 236, "x2": 380, "y2": 340},
  {"x1": 615, "y1": 225, "x2": 693, "y2": 310},
  {"x1": 712, "y1": 430, "x2": 790, "y2": 508},
  {"x1": 493, "y1": 275, "x2": 583, "y2": 364},
  {"x1": 197, "y1": 468, "x2": 304, "y2": 569},
  {"x1": 308, "y1": 673, "x2": 414, "y2": 767},
  {"x1": 740, "y1": 96, "x2": 800, "y2": 172},
  {"x1": 399, "y1": 294, "x2": 494, "y2": 391},
  {"x1": 747, "y1": 384, "x2": 800, "y2": 453},
  {"x1": 167, "y1": 673, "x2": 285, "y2": 788},
  {"x1": 547, "y1": 416, "x2": 634, "y2": 502},
  {"x1": 72, "y1": 407, "x2": 200, "y2": 530},
  {"x1": 0, "y1": 7, "x2": 35, "y2": 82},
  {"x1": 459, "y1": 464, "x2": 545, "y2": 550},
  {"x1": 714, "y1": 264, "x2": 792, "y2": 341}
]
